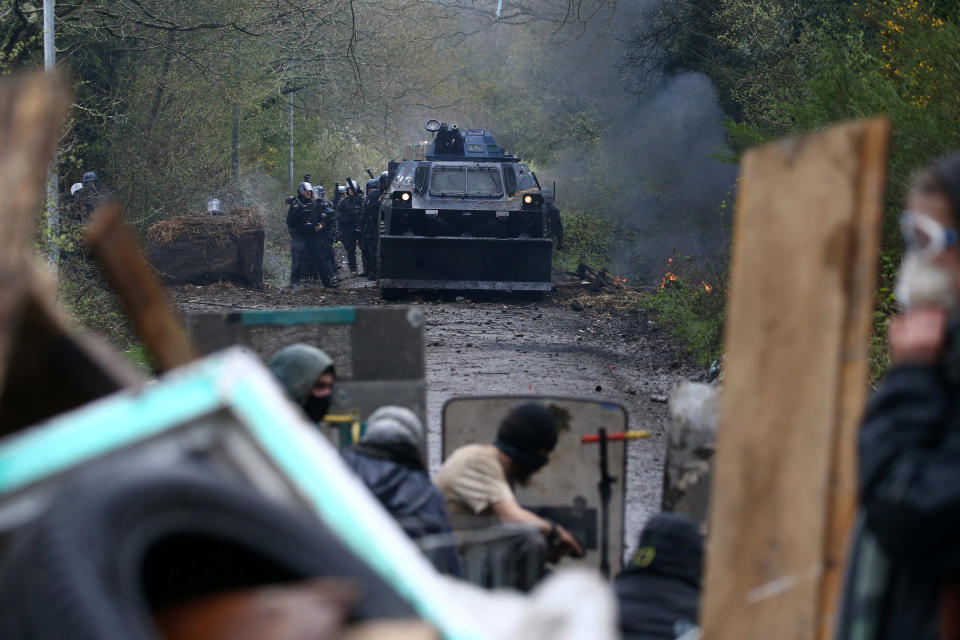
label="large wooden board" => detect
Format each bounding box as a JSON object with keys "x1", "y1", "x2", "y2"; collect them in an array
[
  {"x1": 0, "y1": 72, "x2": 68, "y2": 394},
  {"x1": 701, "y1": 119, "x2": 889, "y2": 640}
]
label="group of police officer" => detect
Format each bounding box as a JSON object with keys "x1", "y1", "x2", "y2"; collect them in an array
[
  {"x1": 67, "y1": 171, "x2": 108, "y2": 226},
  {"x1": 286, "y1": 171, "x2": 390, "y2": 288}
]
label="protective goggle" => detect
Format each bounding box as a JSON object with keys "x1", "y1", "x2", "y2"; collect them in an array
[{"x1": 901, "y1": 210, "x2": 959, "y2": 258}]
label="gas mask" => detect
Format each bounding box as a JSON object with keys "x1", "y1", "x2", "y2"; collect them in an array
[{"x1": 894, "y1": 210, "x2": 960, "y2": 311}]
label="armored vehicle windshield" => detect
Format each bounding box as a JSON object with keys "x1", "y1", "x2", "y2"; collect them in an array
[{"x1": 429, "y1": 165, "x2": 504, "y2": 198}]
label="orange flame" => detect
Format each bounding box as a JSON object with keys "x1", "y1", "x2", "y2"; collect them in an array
[
  {"x1": 659, "y1": 272, "x2": 678, "y2": 290},
  {"x1": 702, "y1": 281, "x2": 713, "y2": 293}
]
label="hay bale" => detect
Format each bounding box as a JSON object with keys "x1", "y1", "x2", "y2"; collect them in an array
[{"x1": 146, "y1": 208, "x2": 265, "y2": 288}]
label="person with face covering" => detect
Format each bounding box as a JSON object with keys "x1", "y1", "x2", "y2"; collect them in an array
[
  {"x1": 340, "y1": 406, "x2": 462, "y2": 576},
  {"x1": 837, "y1": 152, "x2": 960, "y2": 640},
  {"x1": 267, "y1": 344, "x2": 335, "y2": 425},
  {"x1": 434, "y1": 403, "x2": 584, "y2": 560},
  {"x1": 614, "y1": 513, "x2": 702, "y2": 640}
]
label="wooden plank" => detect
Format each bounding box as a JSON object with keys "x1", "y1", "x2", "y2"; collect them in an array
[
  {"x1": 816, "y1": 119, "x2": 890, "y2": 640},
  {"x1": 84, "y1": 201, "x2": 197, "y2": 373},
  {"x1": 700, "y1": 119, "x2": 888, "y2": 640},
  {"x1": 0, "y1": 72, "x2": 68, "y2": 394},
  {"x1": 0, "y1": 262, "x2": 143, "y2": 435}
]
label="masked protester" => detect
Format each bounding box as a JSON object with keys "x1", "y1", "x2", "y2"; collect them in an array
[
  {"x1": 837, "y1": 152, "x2": 960, "y2": 640},
  {"x1": 434, "y1": 403, "x2": 585, "y2": 560},
  {"x1": 341, "y1": 406, "x2": 462, "y2": 576},
  {"x1": 267, "y1": 344, "x2": 335, "y2": 424},
  {"x1": 614, "y1": 513, "x2": 702, "y2": 640}
]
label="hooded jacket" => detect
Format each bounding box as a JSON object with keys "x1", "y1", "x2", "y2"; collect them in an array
[
  {"x1": 267, "y1": 344, "x2": 333, "y2": 407},
  {"x1": 614, "y1": 513, "x2": 702, "y2": 640},
  {"x1": 340, "y1": 407, "x2": 462, "y2": 576}
]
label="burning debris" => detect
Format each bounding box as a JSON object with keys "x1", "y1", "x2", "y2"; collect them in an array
[
  {"x1": 565, "y1": 263, "x2": 631, "y2": 291},
  {"x1": 657, "y1": 257, "x2": 714, "y2": 294}
]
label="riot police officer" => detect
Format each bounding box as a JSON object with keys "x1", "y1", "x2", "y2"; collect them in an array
[
  {"x1": 336, "y1": 179, "x2": 364, "y2": 275},
  {"x1": 314, "y1": 185, "x2": 339, "y2": 278},
  {"x1": 359, "y1": 178, "x2": 381, "y2": 279},
  {"x1": 287, "y1": 181, "x2": 335, "y2": 286},
  {"x1": 73, "y1": 171, "x2": 107, "y2": 224},
  {"x1": 206, "y1": 199, "x2": 224, "y2": 215}
]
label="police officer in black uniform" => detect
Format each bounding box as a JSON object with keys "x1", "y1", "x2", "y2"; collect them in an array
[
  {"x1": 314, "y1": 185, "x2": 339, "y2": 278},
  {"x1": 336, "y1": 179, "x2": 364, "y2": 275},
  {"x1": 359, "y1": 178, "x2": 380, "y2": 279},
  {"x1": 73, "y1": 171, "x2": 107, "y2": 224},
  {"x1": 287, "y1": 180, "x2": 335, "y2": 286}
]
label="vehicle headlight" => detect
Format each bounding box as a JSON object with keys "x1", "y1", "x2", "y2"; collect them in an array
[
  {"x1": 521, "y1": 193, "x2": 542, "y2": 210},
  {"x1": 392, "y1": 190, "x2": 413, "y2": 208}
]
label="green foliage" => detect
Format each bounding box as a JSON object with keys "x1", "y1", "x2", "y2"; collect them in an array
[
  {"x1": 638, "y1": 0, "x2": 960, "y2": 372},
  {"x1": 123, "y1": 344, "x2": 155, "y2": 376},
  {"x1": 56, "y1": 257, "x2": 137, "y2": 350},
  {"x1": 643, "y1": 279, "x2": 726, "y2": 367},
  {"x1": 552, "y1": 210, "x2": 612, "y2": 273}
]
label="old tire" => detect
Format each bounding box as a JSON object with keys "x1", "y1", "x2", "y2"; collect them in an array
[{"x1": 0, "y1": 461, "x2": 415, "y2": 640}]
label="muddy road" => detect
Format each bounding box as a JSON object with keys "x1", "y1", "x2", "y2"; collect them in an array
[{"x1": 170, "y1": 275, "x2": 704, "y2": 559}]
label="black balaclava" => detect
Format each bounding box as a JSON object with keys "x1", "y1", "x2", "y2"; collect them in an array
[
  {"x1": 303, "y1": 394, "x2": 332, "y2": 423},
  {"x1": 267, "y1": 344, "x2": 335, "y2": 424},
  {"x1": 494, "y1": 403, "x2": 559, "y2": 484}
]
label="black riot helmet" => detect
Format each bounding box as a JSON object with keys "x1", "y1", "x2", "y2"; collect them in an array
[
  {"x1": 82, "y1": 171, "x2": 98, "y2": 188},
  {"x1": 365, "y1": 179, "x2": 379, "y2": 194},
  {"x1": 379, "y1": 171, "x2": 390, "y2": 191},
  {"x1": 297, "y1": 181, "x2": 314, "y2": 198},
  {"x1": 336, "y1": 185, "x2": 347, "y2": 198},
  {"x1": 493, "y1": 403, "x2": 559, "y2": 472}
]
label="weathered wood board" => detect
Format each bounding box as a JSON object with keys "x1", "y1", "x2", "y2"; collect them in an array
[
  {"x1": 0, "y1": 72, "x2": 143, "y2": 434},
  {"x1": 0, "y1": 72, "x2": 68, "y2": 396},
  {"x1": 701, "y1": 119, "x2": 889, "y2": 640}
]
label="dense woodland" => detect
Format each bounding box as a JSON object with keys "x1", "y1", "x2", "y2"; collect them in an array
[{"x1": 2, "y1": 0, "x2": 958, "y2": 369}]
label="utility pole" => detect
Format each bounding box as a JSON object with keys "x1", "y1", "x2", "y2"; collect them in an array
[
  {"x1": 288, "y1": 93, "x2": 294, "y2": 191},
  {"x1": 43, "y1": 0, "x2": 58, "y2": 271}
]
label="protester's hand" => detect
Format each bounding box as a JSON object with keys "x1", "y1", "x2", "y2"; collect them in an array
[
  {"x1": 891, "y1": 307, "x2": 948, "y2": 365},
  {"x1": 555, "y1": 524, "x2": 585, "y2": 559}
]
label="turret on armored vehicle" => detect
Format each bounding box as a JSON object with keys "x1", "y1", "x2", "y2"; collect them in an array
[{"x1": 377, "y1": 120, "x2": 553, "y2": 296}]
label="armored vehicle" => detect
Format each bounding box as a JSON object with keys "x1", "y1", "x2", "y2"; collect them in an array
[{"x1": 377, "y1": 120, "x2": 552, "y2": 296}]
